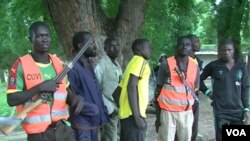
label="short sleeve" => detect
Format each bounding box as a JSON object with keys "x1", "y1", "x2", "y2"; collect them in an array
[
  {"x1": 7, "y1": 60, "x2": 24, "y2": 94},
  {"x1": 156, "y1": 61, "x2": 168, "y2": 86},
  {"x1": 129, "y1": 56, "x2": 145, "y2": 78},
  {"x1": 95, "y1": 61, "x2": 105, "y2": 84}
]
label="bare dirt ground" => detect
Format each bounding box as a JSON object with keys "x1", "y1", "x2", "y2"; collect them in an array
[{"x1": 145, "y1": 94, "x2": 215, "y2": 141}]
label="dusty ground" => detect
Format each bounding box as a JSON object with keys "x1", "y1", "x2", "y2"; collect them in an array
[{"x1": 145, "y1": 94, "x2": 215, "y2": 141}]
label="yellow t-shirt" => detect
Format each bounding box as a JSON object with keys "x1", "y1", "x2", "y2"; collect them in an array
[{"x1": 118, "y1": 55, "x2": 151, "y2": 119}]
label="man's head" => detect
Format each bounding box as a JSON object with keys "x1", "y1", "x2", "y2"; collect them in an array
[
  {"x1": 187, "y1": 34, "x2": 200, "y2": 52},
  {"x1": 104, "y1": 37, "x2": 120, "y2": 60},
  {"x1": 29, "y1": 21, "x2": 51, "y2": 54},
  {"x1": 159, "y1": 53, "x2": 167, "y2": 63},
  {"x1": 176, "y1": 36, "x2": 192, "y2": 57},
  {"x1": 72, "y1": 31, "x2": 96, "y2": 57},
  {"x1": 218, "y1": 38, "x2": 240, "y2": 62},
  {"x1": 131, "y1": 38, "x2": 152, "y2": 60}
]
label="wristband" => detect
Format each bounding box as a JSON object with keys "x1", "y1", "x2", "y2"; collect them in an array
[
  {"x1": 205, "y1": 89, "x2": 211, "y2": 96},
  {"x1": 243, "y1": 108, "x2": 249, "y2": 112}
]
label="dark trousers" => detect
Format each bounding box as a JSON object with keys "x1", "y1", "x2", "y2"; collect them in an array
[
  {"x1": 73, "y1": 127, "x2": 98, "y2": 141},
  {"x1": 191, "y1": 101, "x2": 199, "y2": 141},
  {"x1": 120, "y1": 116, "x2": 147, "y2": 141},
  {"x1": 213, "y1": 109, "x2": 243, "y2": 141},
  {"x1": 27, "y1": 120, "x2": 75, "y2": 141}
]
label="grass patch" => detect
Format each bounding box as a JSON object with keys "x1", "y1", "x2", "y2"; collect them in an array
[{"x1": 0, "y1": 83, "x2": 14, "y2": 116}]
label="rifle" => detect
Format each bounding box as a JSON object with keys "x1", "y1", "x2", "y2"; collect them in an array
[
  {"x1": 174, "y1": 67, "x2": 199, "y2": 102},
  {"x1": 0, "y1": 39, "x2": 93, "y2": 135}
]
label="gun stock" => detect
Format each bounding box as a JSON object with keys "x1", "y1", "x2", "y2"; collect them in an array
[
  {"x1": 0, "y1": 99, "x2": 43, "y2": 135},
  {"x1": 0, "y1": 39, "x2": 93, "y2": 135}
]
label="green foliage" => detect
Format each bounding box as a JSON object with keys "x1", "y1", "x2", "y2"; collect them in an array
[
  {"x1": 194, "y1": 1, "x2": 216, "y2": 44},
  {"x1": 207, "y1": 0, "x2": 250, "y2": 57},
  {"x1": 141, "y1": 0, "x2": 214, "y2": 65},
  {"x1": 100, "y1": 0, "x2": 120, "y2": 19},
  {"x1": 241, "y1": 0, "x2": 250, "y2": 44},
  {"x1": 0, "y1": 0, "x2": 61, "y2": 70},
  {"x1": 0, "y1": 83, "x2": 12, "y2": 116},
  {"x1": 0, "y1": 1, "x2": 15, "y2": 70},
  {"x1": 0, "y1": 0, "x2": 250, "y2": 70}
]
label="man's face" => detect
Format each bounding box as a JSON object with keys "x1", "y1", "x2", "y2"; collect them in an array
[
  {"x1": 159, "y1": 56, "x2": 166, "y2": 63},
  {"x1": 141, "y1": 42, "x2": 152, "y2": 60},
  {"x1": 83, "y1": 35, "x2": 97, "y2": 57},
  {"x1": 105, "y1": 40, "x2": 120, "y2": 59},
  {"x1": 30, "y1": 25, "x2": 51, "y2": 54},
  {"x1": 177, "y1": 38, "x2": 192, "y2": 56},
  {"x1": 192, "y1": 38, "x2": 201, "y2": 52},
  {"x1": 220, "y1": 44, "x2": 234, "y2": 62}
]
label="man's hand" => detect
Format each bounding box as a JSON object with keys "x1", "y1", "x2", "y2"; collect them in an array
[
  {"x1": 242, "y1": 111, "x2": 250, "y2": 125},
  {"x1": 38, "y1": 80, "x2": 58, "y2": 93},
  {"x1": 155, "y1": 118, "x2": 161, "y2": 133},
  {"x1": 154, "y1": 102, "x2": 161, "y2": 133},
  {"x1": 208, "y1": 91, "x2": 214, "y2": 100},
  {"x1": 67, "y1": 89, "x2": 84, "y2": 115},
  {"x1": 69, "y1": 94, "x2": 84, "y2": 115},
  {"x1": 134, "y1": 116, "x2": 146, "y2": 129}
]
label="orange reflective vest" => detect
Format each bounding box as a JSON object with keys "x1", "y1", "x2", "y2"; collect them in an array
[
  {"x1": 157, "y1": 56, "x2": 198, "y2": 112},
  {"x1": 17, "y1": 54, "x2": 69, "y2": 134}
]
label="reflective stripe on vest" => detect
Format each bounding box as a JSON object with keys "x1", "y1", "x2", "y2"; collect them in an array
[
  {"x1": 23, "y1": 114, "x2": 51, "y2": 124},
  {"x1": 157, "y1": 56, "x2": 198, "y2": 112},
  {"x1": 163, "y1": 84, "x2": 187, "y2": 93},
  {"x1": 52, "y1": 108, "x2": 69, "y2": 117},
  {"x1": 17, "y1": 54, "x2": 69, "y2": 134},
  {"x1": 54, "y1": 92, "x2": 67, "y2": 100},
  {"x1": 23, "y1": 92, "x2": 67, "y2": 106},
  {"x1": 159, "y1": 84, "x2": 196, "y2": 105}
]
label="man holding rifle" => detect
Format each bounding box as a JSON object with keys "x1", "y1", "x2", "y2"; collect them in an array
[
  {"x1": 154, "y1": 36, "x2": 200, "y2": 141},
  {"x1": 6, "y1": 21, "x2": 84, "y2": 141}
]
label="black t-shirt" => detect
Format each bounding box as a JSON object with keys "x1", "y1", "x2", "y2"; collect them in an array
[
  {"x1": 200, "y1": 59, "x2": 249, "y2": 120},
  {"x1": 194, "y1": 55, "x2": 203, "y2": 71}
]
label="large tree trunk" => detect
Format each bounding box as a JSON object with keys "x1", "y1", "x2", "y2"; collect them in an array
[
  {"x1": 216, "y1": 0, "x2": 245, "y2": 47},
  {"x1": 44, "y1": 0, "x2": 148, "y2": 69}
]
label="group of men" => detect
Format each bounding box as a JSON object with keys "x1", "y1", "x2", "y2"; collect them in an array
[
  {"x1": 154, "y1": 35, "x2": 250, "y2": 141},
  {"x1": 5, "y1": 20, "x2": 250, "y2": 141},
  {"x1": 6, "y1": 21, "x2": 152, "y2": 141}
]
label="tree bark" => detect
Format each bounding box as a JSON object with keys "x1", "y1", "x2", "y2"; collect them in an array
[
  {"x1": 216, "y1": 0, "x2": 245, "y2": 47},
  {"x1": 44, "y1": 0, "x2": 148, "y2": 69}
]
